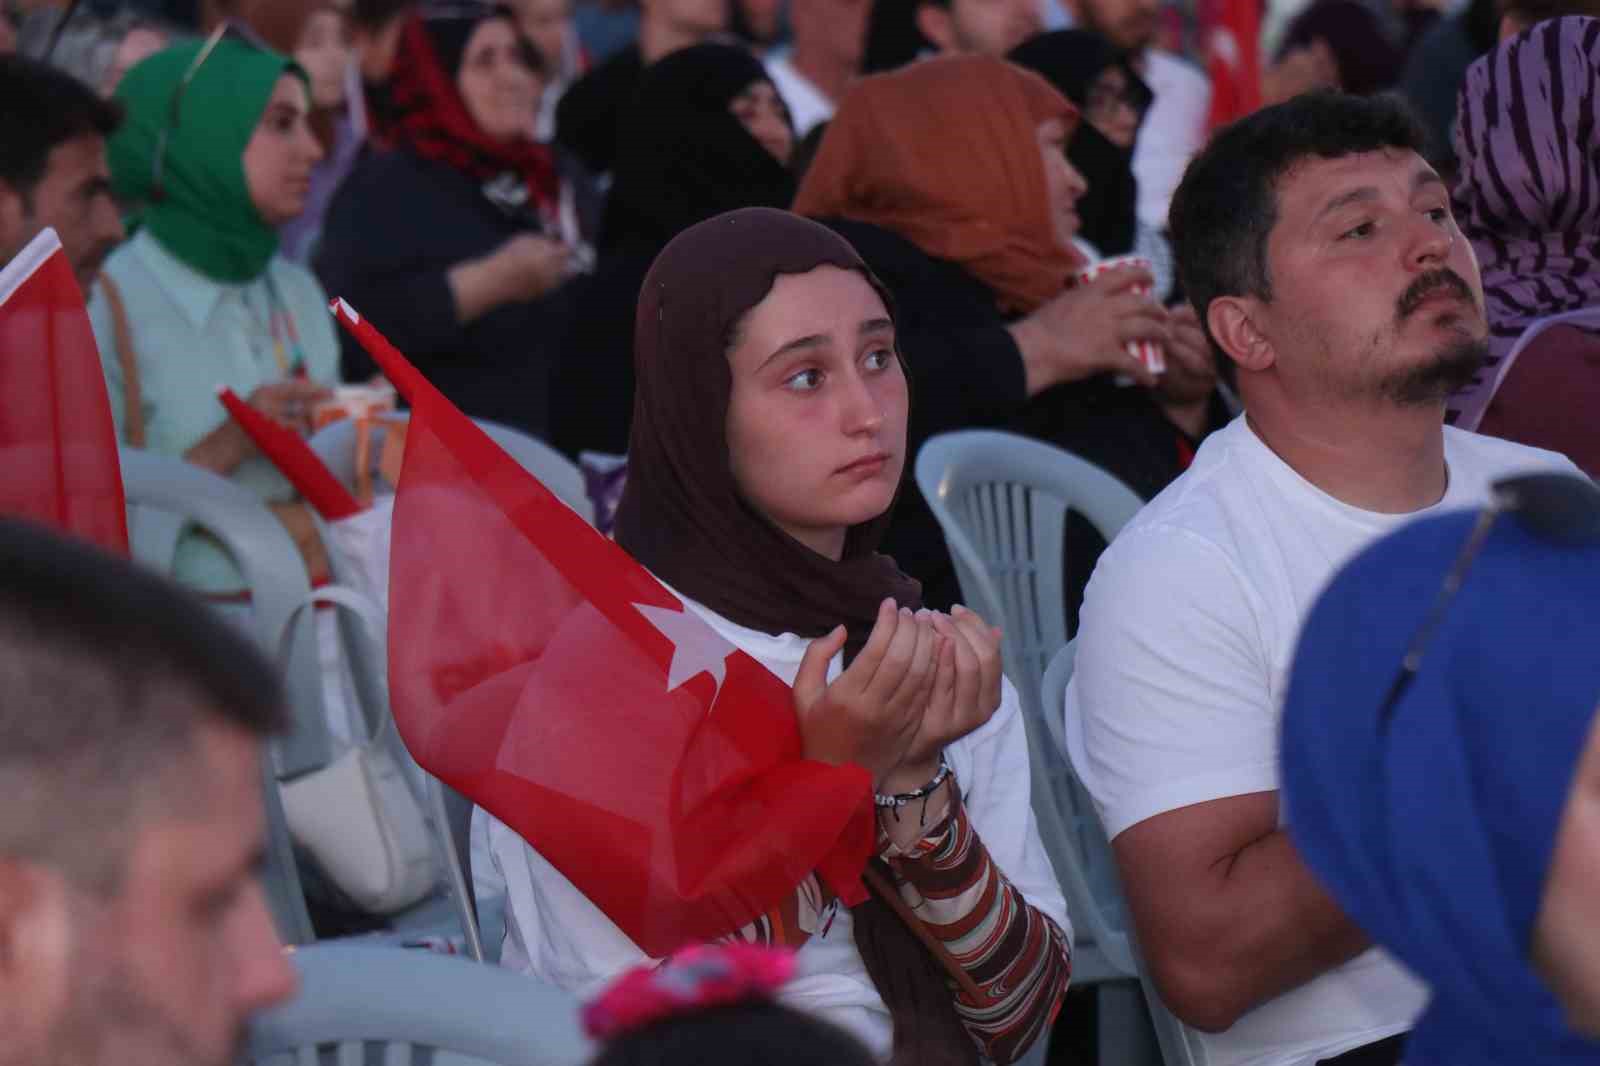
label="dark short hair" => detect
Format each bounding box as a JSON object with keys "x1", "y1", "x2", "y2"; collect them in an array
[
  {"x1": 0, "y1": 54, "x2": 124, "y2": 203},
  {"x1": 0, "y1": 519, "x2": 286, "y2": 892},
  {"x1": 351, "y1": 0, "x2": 417, "y2": 29},
  {"x1": 1168, "y1": 91, "x2": 1428, "y2": 365},
  {"x1": 590, "y1": 1001, "x2": 878, "y2": 1066}
]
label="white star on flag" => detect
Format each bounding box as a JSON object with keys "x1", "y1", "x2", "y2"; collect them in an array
[{"x1": 634, "y1": 602, "x2": 739, "y2": 705}]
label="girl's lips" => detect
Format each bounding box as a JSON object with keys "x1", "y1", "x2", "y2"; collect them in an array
[{"x1": 836, "y1": 452, "x2": 891, "y2": 476}]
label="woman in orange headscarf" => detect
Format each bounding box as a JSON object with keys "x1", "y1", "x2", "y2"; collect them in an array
[{"x1": 795, "y1": 54, "x2": 1224, "y2": 618}]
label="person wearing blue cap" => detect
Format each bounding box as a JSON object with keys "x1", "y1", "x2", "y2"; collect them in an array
[{"x1": 1281, "y1": 481, "x2": 1600, "y2": 1064}]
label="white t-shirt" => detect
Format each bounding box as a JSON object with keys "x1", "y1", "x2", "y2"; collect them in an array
[
  {"x1": 1131, "y1": 49, "x2": 1211, "y2": 231},
  {"x1": 1063, "y1": 416, "x2": 1578, "y2": 1066},
  {"x1": 765, "y1": 53, "x2": 836, "y2": 141},
  {"x1": 473, "y1": 590, "x2": 1069, "y2": 1062}
]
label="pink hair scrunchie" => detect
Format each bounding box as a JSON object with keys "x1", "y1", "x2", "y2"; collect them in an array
[{"x1": 581, "y1": 944, "x2": 798, "y2": 1041}]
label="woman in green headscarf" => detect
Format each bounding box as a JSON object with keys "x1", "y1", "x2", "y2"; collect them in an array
[{"x1": 89, "y1": 32, "x2": 341, "y2": 590}]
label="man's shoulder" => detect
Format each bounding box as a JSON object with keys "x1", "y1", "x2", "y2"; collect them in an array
[
  {"x1": 1442, "y1": 425, "x2": 1583, "y2": 479},
  {"x1": 1142, "y1": 48, "x2": 1210, "y2": 91}
]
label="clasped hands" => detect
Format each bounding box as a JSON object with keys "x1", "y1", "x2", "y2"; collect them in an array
[{"x1": 793, "y1": 598, "x2": 1004, "y2": 798}]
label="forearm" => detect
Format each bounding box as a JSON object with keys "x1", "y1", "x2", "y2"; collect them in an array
[
  {"x1": 1158, "y1": 827, "x2": 1368, "y2": 1030},
  {"x1": 183, "y1": 422, "x2": 248, "y2": 475},
  {"x1": 884, "y1": 790, "x2": 1071, "y2": 1063},
  {"x1": 447, "y1": 254, "x2": 512, "y2": 326}
]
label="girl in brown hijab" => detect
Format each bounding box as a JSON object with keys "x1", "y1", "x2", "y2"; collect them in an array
[
  {"x1": 794, "y1": 54, "x2": 1225, "y2": 621},
  {"x1": 477, "y1": 208, "x2": 1071, "y2": 1066}
]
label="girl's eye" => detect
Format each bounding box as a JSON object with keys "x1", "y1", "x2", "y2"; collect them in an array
[
  {"x1": 783, "y1": 368, "x2": 823, "y2": 391},
  {"x1": 863, "y1": 347, "x2": 893, "y2": 371},
  {"x1": 1339, "y1": 221, "x2": 1375, "y2": 240},
  {"x1": 1426, "y1": 206, "x2": 1451, "y2": 224}
]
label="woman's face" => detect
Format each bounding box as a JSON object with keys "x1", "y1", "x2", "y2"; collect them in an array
[
  {"x1": 725, "y1": 265, "x2": 907, "y2": 561},
  {"x1": 242, "y1": 74, "x2": 324, "y2": 225},
  {"x1": 1533, "y1": 712, "x2": 1600, "y2": 1039},
  {"x1": 102, "y1": 27, "x2": 167, "y2": 96},
  {"x1": 1084, "y1": 64, "x2": 1141, "y2": 149},
  {"x1": 1036, "y1": 117, "x2": 1087, "y2": 253},
  {"x1": 729, "y1": 80, "x2": 793, "y2": 165},
  {"x1": 296, "y1": 9, "x2": 352, "y2": 111},
  {"x1": 457, "y1": 17, "x2": 543, "y2": 142}
]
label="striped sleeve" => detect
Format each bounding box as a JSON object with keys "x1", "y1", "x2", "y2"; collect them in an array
[
  {"x1": 882, "y1": 786, "x2": 1072, "y2": 1064},
  {"x1": 720, "y1": 874, "x2": 836, "y2": 949}
]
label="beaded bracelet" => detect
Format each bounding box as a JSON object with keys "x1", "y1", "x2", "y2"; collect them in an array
[{"x1": 874, "y1": 754, "x2": 952, "y2": 824}]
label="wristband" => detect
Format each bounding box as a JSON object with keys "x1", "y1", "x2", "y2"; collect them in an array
[{"x1": 874, "y1": 754, "x2": 952, "y2": 819}]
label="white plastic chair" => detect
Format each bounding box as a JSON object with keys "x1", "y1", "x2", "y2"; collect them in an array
[
  {"x1": 120, "y1": 447, "x2": 332, "y2": 780},
  {"x1": 1050, "y1": 642, "x2": 1209, "y2": 1066},
  {"x1": 244, "y1": 944, "x2": 594, "y2": 1066},
  {"x1": 309, "y1": 414, "x2": 596, "y2": 525},
  {"x1": 916, "y1": 431, "x2": 1160, "y2": 1063}
]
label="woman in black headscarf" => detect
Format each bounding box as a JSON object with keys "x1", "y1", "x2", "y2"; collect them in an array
[
  {"x1": 548, "y1": 42, "x2": 797, "y2": 458},
  {"x1": 1009, "y1": 30, "x2": 1160, "y2": 286}
]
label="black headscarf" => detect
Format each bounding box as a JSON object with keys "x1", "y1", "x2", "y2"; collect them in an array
[
  {"x1": 600, "y1": 43, "x2": 796, "y2": 254},
  {"x1": 1010, "y1": 29, "x2": 1151, "y2": 256},
  {"x1": 614, "y1": 208, "x2": 976, "y2": 1066}
]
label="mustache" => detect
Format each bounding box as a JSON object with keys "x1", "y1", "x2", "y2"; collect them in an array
[{"x1": 1397, "y1": 269, "x2": 1475, "y2": 320}]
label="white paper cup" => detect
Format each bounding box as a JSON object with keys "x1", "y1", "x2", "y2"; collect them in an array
[{"x1": 1075, "y1": 254, "x2": 1166, "y2": 377}]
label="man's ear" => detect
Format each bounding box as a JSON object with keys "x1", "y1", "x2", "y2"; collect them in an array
[
  {"x1": 0, "y1": 861, "x2": 76, "y2": 1055},
  {"x1": 914, "y1": 2, "x2": 956, "y2": 52},
  {"x1": 1207, "y1": 295, "x2": 1277, "y2": 374}
]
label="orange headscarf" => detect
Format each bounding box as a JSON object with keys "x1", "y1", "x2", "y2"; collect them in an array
[{"x1": 792, "y1": 54, "x2": 1084, "y2": 315}]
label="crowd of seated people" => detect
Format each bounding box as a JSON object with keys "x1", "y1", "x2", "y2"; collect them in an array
[{"x1": 2, "y1": 0, "x2": 1599, "y2": 1063}]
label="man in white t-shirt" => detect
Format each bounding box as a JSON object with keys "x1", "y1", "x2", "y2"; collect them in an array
[
  {"x1": 1064, "y1": 92, "x2": 1581, "y2": 1066},
  {"x1": 765, "y1": 0, "x2": 871, "y2": 139},
  {"x1": 1062, "y1": 0, "x2": 1210, "y2": 229}
]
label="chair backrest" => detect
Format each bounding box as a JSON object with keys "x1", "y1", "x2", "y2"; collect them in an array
[
  {"x1": 119, "y1": 448, "x2": 331, "y2": 779},
  {"x1": 309, "y1": 415, "x2": 596, "y2": 526},
  {"x1": 915, "y1": 431, "x2": 1144, "y2": 973},
  {"x1": 245, "y1": 944, "x2": 594, "y2": 1066},
  {"x1": 426, "y1": 773, "x2": 486, "y2": 962},
  {"x1": 1052, "y1": 643, "x2": 1209, "y2": 1066},
  {"x1": 258, "y1": 749, "x2": 316, "y2": 945}
]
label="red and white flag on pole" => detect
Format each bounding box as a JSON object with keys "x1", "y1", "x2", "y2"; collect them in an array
[
  {"x1": 0, "y1": 229, "x2": 127, "y2": 553},
  {"x1": 331, "y1": 298, "x2": 875, "y2": 957},
  {"x1": 1201, "y1": 0, "x2": 1263, "y2": 132}
]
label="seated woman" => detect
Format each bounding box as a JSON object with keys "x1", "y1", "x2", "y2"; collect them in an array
[
  {"x1": 1449, "y1": 15, "x2": 1600, "y2": 475},
  {"x1": 477, "y1": 208, "x2": 1072, "y2": 1066},
  {"x1": 315, "y1": 1, "x2": 593, "y2": 439},
  {"x1": 1281, "y1": 498, "x2": 1600, "y2": 1064},
  {"x1": 548, "y1": 42, "x2": 796, "y2": 459},
  {"x1": 793, "y1": 55, "x2": 1224, "y2": 616},
  {"x1": 91, "y1": 33, "x2": 339, "y2": 590},
  {"x1": 1008, "y1": 29, "x2": 1172, "y2": 299}
]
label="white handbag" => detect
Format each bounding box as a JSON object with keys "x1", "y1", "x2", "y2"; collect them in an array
[{"x1": 276, "y1": 586, "x2": 437, "y2": 916}]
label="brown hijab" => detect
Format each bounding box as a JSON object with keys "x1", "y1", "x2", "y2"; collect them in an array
[
  {"x1": 793, "y1": 54, "x2": 1085, "y2": 315},
  {"x1": 613, "y1": 208, "x2": 977, "y2": 1066}
]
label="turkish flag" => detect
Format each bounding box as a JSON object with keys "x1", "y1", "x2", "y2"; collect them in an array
[
  {"x1": 217, "y1": 387, "x2": 363, "y2": 520},
  {"x1": 1201, "y1": 0, "x2": 1262, "y2": 132},
  {"x1": 0, "y1": 229, "x2": 127, "y2": 553},
  {"x1": 331, "y1": 299, "x2": 875, "y2": 957}
]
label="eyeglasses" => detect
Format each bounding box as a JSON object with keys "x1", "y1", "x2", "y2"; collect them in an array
[
  {"x1": 150, "y1": 20, "x2": 267, "y2": 203},
  {"x1": 1375, "y1": 472, "x2": 1600, "y2": 732}
]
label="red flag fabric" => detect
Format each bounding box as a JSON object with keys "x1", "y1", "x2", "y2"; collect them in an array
[
  {"x1": 1201, "y1": 0, "x2": 1263, "y2": 132},
  {"x1": 0, "y1": 229, "x2": 127, "y2": 553},
  {"x1": 217, "y1": 387, "x2": 363, "y2": 520},
  {"x1": 331, "y1": 298, "x2": 875, "y2": 957}
]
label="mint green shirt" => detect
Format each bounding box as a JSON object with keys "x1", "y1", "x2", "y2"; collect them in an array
[{"x1": 90, "y1": 229, "x2": 341, "y2": 590}]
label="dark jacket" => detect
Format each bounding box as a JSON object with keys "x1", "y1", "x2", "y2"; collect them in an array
[{"x1": 314, "y1": 148, "x2": 583, "y2": 438}]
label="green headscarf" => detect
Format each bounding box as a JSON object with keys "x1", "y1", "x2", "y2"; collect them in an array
[{"x1": 110, "y1": 38, "x2": 307, "y2": 283}]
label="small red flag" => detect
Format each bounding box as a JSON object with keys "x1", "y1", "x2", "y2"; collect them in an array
[
  {"x1": 0, "y1": 229, "x2": 127, "y2": 553},
  {"x1": 331, "y1": 299, "x2": 875, "y2": 956},
  {"x1": 217, "y1": 387, "x2": 363, "y2": 520},
  {"x1": 1201, "y1": 0, "x2": 1263, "y2": 132}
]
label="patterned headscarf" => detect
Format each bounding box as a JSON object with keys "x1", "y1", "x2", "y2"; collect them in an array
[{"x1": 1449, "y1": 16, "x2": 1600, "y2": 429}]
